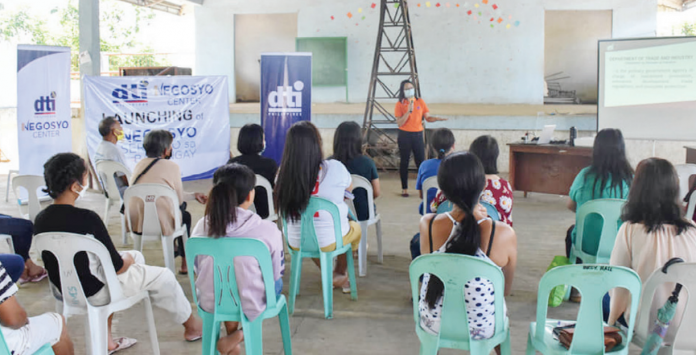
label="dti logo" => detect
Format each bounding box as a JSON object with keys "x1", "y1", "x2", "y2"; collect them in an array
[
  {"x1": 268, "y1": 81, "x2": 304, "y2": 113},
  {"x1": 112, "y1": 80, "x2": 149, "y2": 104},
  {"x1": 34, "y1": 91, "x2": 56, "y2": 115}
]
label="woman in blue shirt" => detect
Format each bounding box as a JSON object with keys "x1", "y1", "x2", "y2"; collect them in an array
[{"x1": 416, "y1": 128, "x2": 455, "y2": 214}]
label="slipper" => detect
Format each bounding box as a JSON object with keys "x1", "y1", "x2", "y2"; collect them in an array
[
  {"x1": 341, "y1": 280, "x2": 352, "y2": 294},
  {"x1": 108, "y1": 337, "x2": 137, "y2": 355},
  {"x1": 401, "y1": 192, "x2": 409, "y2": 197},
  {"x1": 185, "y1": 334, "x2": 202, "y2": 342},
  {"x1": 18, "y1": 270, "x2": 48, "y2": 285}
]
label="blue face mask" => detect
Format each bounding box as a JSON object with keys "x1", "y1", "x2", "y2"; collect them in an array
[{"x1": 405, "y1": 88, "x2": 415, "y2": 98}]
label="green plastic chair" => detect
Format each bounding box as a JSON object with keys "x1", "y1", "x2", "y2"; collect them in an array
[
  {"x1": 282, "y1": 196, "x2": 358, "y2": 319},
  {"x1": 409, "y1": 254, "x2": 512, "y2": 355},
  {"x1": 526, "y1": 264, "x2": 642, "y2": 355},
  {"x1": 0, "y1": 327, "x2": 54, "y2": 355},
  {"x1": 185, "y1": 237, "x2": 292, "y2": 355},
  {"x1": 481, "y1": 201, "x2": 501, "y2": 222},
  {"x1": 570, "y1": 199, "x2": 626, "y2": 265}
]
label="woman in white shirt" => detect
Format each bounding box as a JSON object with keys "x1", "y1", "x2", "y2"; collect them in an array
[{"x1": 275, "y1": 121, "x2": 361, "y2": 291}]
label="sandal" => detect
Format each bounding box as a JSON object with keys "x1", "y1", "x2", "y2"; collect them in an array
[
  {"x1": 18, "y1": 269, "x2": 48, "y2": 285},
  {"x1": 108, "y1": 337, "x2": 137, "y2": 355},
  {"x1": 185, "y1": 334, "x2": 202, "y2": 342}
]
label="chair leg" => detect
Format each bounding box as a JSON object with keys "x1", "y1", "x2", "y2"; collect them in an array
[
  {"x1": 133, "y1": 234, "x2": 143, "y2": 253},
  {"x1": 319, "y1": 254, "x2": 334, "y2": 319},
  {"x1": 288, "y1": 253, "x2": 302, "y2": 315},
  {"x1": 418, "y1": 336, "x2": 439, "y2": 355},
  {"x1": 143, "y1": 297, "x2": 160, "y2": 355},
  {"x1": 278, "y1": 303, "x2": 293, "y2": 355},
  {"x1": 103, "y1": 199, "x2": 111, "y2": 224},
  {"x1": 87, "y1": 310, "x2": 109, "y2": 355},
  {"x1": 5, "y1": 171, "x2": 12, "y2": 202},
  {"x1": 162, "y1": 236, "x2": 176, "y2": 274},
  {"x1": 358, "y1": 221, "x2": 368, "y2": 277},
  {"x1": 200, "y1": 314, "x2": 219, "y2": 355},
  {"x1": 500, "y1": 329, "x2": 512, "y2": 355},
  {"x1": 120, "y1": 214, "x2": 128, "y2": 246},
  {"x1": 526, "y1": 332, "x2": 536, "y2": 355},
  {"x1": 242, "y1": 319, "x2": 264, "y2": 355},
  {"x1": 346, "y1": 249, "x2": 358, "y2": 301},
  {"x1": 376, "y1": 219, "x2": 383, "y2": 264}
]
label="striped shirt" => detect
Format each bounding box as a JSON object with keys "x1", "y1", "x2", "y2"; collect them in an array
[{"x1": 0, "y1": 262, "x2": 18, "y2": 305}]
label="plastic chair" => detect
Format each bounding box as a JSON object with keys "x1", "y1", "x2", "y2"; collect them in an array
[
  {"x1": 254, "y1": 174, "x2": 278, "y2": 222},
  {"x1": 4, "y1": 169, "x2": 18, "y2": 203},
  {"x1": 0, "y1": 323, "x2": 54, "y2": 355},
  {"x1": 350, "y1": 174, "x2": 383, "y2": 277},
  {"x1": 0, "y1": 234, "x2": 14, "y2": 254},
  {"x1": 687, "y1": 192, "x2": 696, "y2": 224},
  {"x1": 481, "y1": 201, "x2": 501, "y2": 222},
  {"x1": 95, "y1": 160, "x2": 131, "y2": 246},
  {"x1": 675, "y1": 164, "x2": 696, "y2": 201},
  {"x1": 11, "y1": 175, "x2": 48, "y2": 223},
  {"x1": 282, "y1": 196, "x2": 358, "y2": 319},
  {"x1": 123, "y1": 183, "x2": 188, "y2": 274},
  {"x1": 34, "y1": 232, "x2": 159, "y2": 355},
  {"x1": 185, "y1": 237, "x2": 292, "y2": 355},
  {"x1": 421, "y1": 176, "x2": 439, "y2": 215},
  {"x1": 526, "y1": 264, "x2": 641, "y2": 355},
  {"x1": 569, "y1": 199, "x2": 625, "y2": 265},
  {"x1": 633, "y1": 260, "x2": 696, "y2": 354},
  {"x1": 409, "y1": 254, "x2": 511, "y2": 355}
]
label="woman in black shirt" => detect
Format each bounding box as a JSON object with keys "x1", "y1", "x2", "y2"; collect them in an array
[{"x1": 228, "y1": 124, "x2": 278, "y2": 219}]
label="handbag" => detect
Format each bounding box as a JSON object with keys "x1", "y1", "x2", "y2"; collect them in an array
[
  {"x1": 555, "y1": 324, "x2": 622, "y2": 352},
  {"x1": 119, "y1": 158, "x2": 161, "y2": 214}
]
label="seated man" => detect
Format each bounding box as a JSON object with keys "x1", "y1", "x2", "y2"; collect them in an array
[
  {"x1": 0, "y1": 214, "x2": 47, "y2": 283},
  {"x1": 0, "y1": 261, "x2": 74, "y2": 355},
  {"x1": 95, "y1": 116, "x2": 129, "y2": 197}
]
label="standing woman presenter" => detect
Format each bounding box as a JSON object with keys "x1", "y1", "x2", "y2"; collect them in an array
[{"x1": 395, "y1": 79, "x2": 447, "y2": 197}]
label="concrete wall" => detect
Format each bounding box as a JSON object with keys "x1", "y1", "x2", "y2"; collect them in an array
[{"x1": 195, "y1": 0, "x2": 656, "y2": 104}]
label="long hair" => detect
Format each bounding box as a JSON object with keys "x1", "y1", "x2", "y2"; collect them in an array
[
  {"x1": 397, "y1": 79, "x2": 418, "y2": 102},
  {"x1": 469, "y1": 135, "x2": 499, "y2": 174},
  {"x1": 430, "y1": 128, "x2": 455, "y2": 159},
  {"x1": 425, "y1": 152, "x2": 486, "y2": 309},
  {"x1": 622, "y1": 158, "x2": 693, "y2": 235},
  {"x1": 586, "y1": 129, "x2": 633, "y2": 199},
  {"x1": 275, "y1": 121, "x2": 324, "y2": 222},
  {"x1": 205, "y1": 163, "x2": 256, "y2": 238},
  {"x1": 332, "y1": 121, "x2": 363, "y2": 165}
]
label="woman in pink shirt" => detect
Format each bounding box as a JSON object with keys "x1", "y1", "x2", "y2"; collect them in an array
[{"x1": 192, "y1": 163, "x2": 284, "y2": 355}]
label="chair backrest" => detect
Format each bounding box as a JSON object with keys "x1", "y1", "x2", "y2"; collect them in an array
[
  {"x1": 11, "y1": 175, "x2": 47, "y2": 222},
  {"x1": 533, "y1": 264, "x2": 641, "y2": 354},
  {"x1": 687, "y1": 192, "x2": 696, "y2": 225},
  {"x1": 409, "y1": 254, "x2": 507, "y2": 343},
  {"x1": 575, "y1": 199, "x2": 625, "y2": 263},
  {"x1": 675, "y1": 164, "x2": 696, "y2": 201},
  {"x1": 95, "y1": 160, "x2": 131, "y2": 202},
  {"x1": 635, "y1": 261, "x2": 696, "y2": 351},
  {"x1": 33, "y1": 232, "x2": 125, "y2": 309},
  {"x1": 480, "y1": 201, "x2": 501, "y2": 221},
  {"x1": 422, "y1": 176, "x2": 439, "y2": 214},
  {"x1": 123, "y1": 183, "x2": 182, "y2": 237},
  {"x1": 281, "y1": 197, "x2": 343, "y2": 253},
  {"x1": 350, "y1": 174, "x2": 377, "y2": 221},
  {"x1": 254, "y1": 174, "x2": 275, "y2": 216},
  {"x1": 185, "y1": 237, "x2": 278, "y2": 319}
]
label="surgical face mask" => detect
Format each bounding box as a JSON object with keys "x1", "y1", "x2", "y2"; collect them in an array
[
  {"x1": 76, "y1": 183, "x2": 87, "y2": 200},
  {"x1": 115, "y1": 130, "x2": 125, "y2": 141},
  {"x1": 404, "y1": 88, "x2": 415, "y2": 98}
]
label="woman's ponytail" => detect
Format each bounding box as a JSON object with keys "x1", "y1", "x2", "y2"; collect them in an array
[{"x1": 205, "y1": 182, "x2": 238, "y2": 238}]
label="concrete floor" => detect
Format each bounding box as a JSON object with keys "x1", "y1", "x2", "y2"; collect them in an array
[{"x1": 0, "y1": 171, "x2": 642, "y2": 355}]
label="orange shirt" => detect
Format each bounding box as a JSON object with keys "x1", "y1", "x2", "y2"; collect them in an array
[{"x1": 395, "y1": 98, "x2": 429, "y2": 132}]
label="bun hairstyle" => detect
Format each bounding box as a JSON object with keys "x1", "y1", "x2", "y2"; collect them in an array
[
  {"x1": 430, "y1": 128, "x2": 455, "y2": 160},
  {"x1": 42, "y1": 153, "x2": 87, "y2": 199},
  {"x1": 205, "y1": 163, "x2": 256, "y2": 238},
  {"x1": 425, "y1": 152, "x2": 486, "y2": 309}
]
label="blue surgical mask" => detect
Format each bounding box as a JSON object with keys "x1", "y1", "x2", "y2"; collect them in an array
[{"x1": 405, "y1": 89, "x2": 415, "y2": 98}]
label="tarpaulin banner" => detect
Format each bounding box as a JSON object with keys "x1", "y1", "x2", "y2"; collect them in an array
[
  {"x1": 17, "y1": 45, "x2": 72, "y2": 176},
  {"x1": 260, "y1": 53, "x2": 312, "y2": 165},
  {"x1": 84, "y1": 76, "x2": 230, "y2": 180}
]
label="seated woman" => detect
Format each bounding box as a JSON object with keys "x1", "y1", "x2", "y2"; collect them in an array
[
  {"x1": 228, "y1": 124, "x2": 278, "y2": 219},
  {"x1": 609, "y1": 158, "x2": 696, "y2": 342},
  {"x1": 128, "y1": 130, "x2": 208, "y2": 274},
  {"x1": 416, "y1": 128, "x2": 455, "y2": 215},
  {"x1": 331, "y1": 121, "x2": 380, "y2": 221},
  {"x1": 0, "y1": 215, "x2": 47, "y2": 283},
  {"x1": 419, "y1": 152, "x2": 517, "y2": 339},
  {"x1": 34, "y1": 153, "x2": 202, "y2": 353},
  {"x1": 431, "y1": 135, "x2": 514, "y2": 226},
  {"x1": 566, "y1": 129, "x2": 633, "y2": 259},
  {"x1": 275, "y1": 121, "x2": 361, "y2": 292},
  {"x1": 192, "y1": 163, "x2": 284, "y2": 355}
]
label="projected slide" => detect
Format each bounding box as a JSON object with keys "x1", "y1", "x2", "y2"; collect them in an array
[{"x1": 604, "y1": 42, "x2": 696, "y2": 107}]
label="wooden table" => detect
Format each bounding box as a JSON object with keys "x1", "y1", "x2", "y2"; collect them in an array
[{"x1": 508, "y1": 143, "x2": 592, "y2": 196}]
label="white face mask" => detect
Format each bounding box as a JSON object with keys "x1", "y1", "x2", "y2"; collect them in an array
[
  {"x1": 260, "y1": 140, "x2": 266, "y2": 155},
  {"x1": 76, "y1": 183, "x2": 87, "y2": 200},
  {"x1": 405, "y1": 88, "x2": 415, "y2": 98}
]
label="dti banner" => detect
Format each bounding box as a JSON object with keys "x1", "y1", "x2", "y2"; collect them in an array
[
  {"x1": 84, "y1": 76, "x2": 230, "y2": 180},
  {"x1": 260, "y1": 53, "x2": 312, "y2": 165},
  {"x1": 17, "y1": 45, "x2": 72, "y2": 175}
]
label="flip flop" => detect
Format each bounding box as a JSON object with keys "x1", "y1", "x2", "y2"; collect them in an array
[
  {"x1": 108, "y1": 337, "x2": 137, "y2": 355},
  {"x1": 185, "y1": 334, "x2": 202, "y2": 342},
  {"x1": 18, "y1": 269, "x2": 48, "y2": 285},
  {"x1": 401, "y1": 192, "x2": 409, "y2": 197}
]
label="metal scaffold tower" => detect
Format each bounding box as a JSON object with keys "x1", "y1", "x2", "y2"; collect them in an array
[{"x1": 362, "y1": 0, "x2": 421, "y2": 169}]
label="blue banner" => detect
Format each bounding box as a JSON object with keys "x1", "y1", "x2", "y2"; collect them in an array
[{"x1": 260, "y1": 53, "x2": 312, "y2": 165}]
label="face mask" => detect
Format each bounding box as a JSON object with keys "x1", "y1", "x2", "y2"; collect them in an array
[
  {"x1": 405, "y1": 88, "x2": 415, "y2": 98},
  {"x1": 76, "y1": 183, "x2": 87, "y2": 200},
  {"x1": 115, "y1": 130, "x2": 125, "y2": 141}
]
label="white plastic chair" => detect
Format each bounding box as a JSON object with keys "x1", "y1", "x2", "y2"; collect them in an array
[
  {"x1": 255, "y1": 174, "x2": 278, "y2": 222},
  {"x1": 11, "y1": 175, "x2": 48, "y2": 223},
  {"x1": 633, "y1": 259, "x2": 696, "y2": 355},
  {"x1": 123, "y1": 183, "x2": 188, "y2": 274},
  {"x1": 349, "y1": 174, "x2": 383, "y2": 277},
  {"x1": 4, "y1": 169, "x2": 18, "y2": 202},
  {"x1": 675, "y1": 164, "x2": 696, "y2": 201},
  {"x1": 34, "y1": 232, "x2": 160, "y2": 355},
  {"x1": 687, "y1": 192, "x2": 696, "y2": 224},
  {"x1": 0, "y1": 234, "x2": 14, "y2": 254},
  {"x1": 95, "y1": 160, "x2": 131, "y2": 246},
  {"x1": 421, "y1": 176, "x2": 439, "y2": 215}
]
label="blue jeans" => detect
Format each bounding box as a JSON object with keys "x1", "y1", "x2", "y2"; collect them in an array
[
  {"x1": 0, "y1": 214, "x2": 33, "y2": 261},
  {"x1": 0, "y1": 254, "x2": 25, "y2": 283}
]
